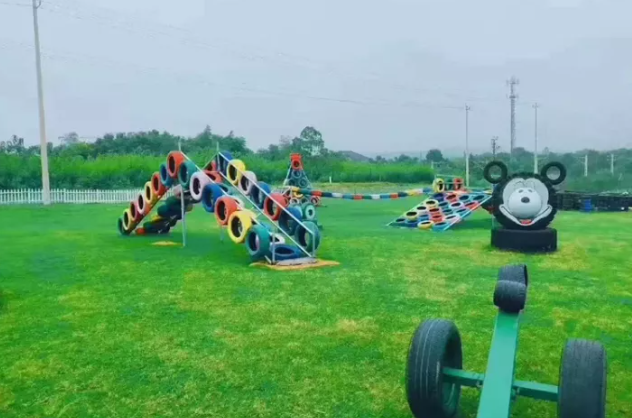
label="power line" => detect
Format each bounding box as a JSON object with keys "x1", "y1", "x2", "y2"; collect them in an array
[
  {"x1": 0, "y1": 39, "x2": 467, "y2": 111},
  {"x1": 36, "y1": 0, "x2": 511, "y2": 105}
]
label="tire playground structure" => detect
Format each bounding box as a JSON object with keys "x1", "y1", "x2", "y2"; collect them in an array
[
  {"x1": 406, "y1": 264, "x2": 607, "y2": 418},
  {"x1": 556, "y1": 191, "x2": 630, "y2": 212},
  {"x1": 281, "y1": 153, "x2": 322, "y2": 207},
  {"x1": 116, "y1": 150, "x2": 322, "y2": 265},
  {"x1": 388, "y1": 177, "x2": 492, "y2": 232}
]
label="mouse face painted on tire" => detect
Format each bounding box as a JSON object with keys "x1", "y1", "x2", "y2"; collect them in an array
[{"x1": 483, "y1": 161, "x2": 567, "y2": 230}]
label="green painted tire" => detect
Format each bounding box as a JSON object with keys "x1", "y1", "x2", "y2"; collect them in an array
[
  {"x1": 301, "y1": 203, "x2": 317, "y2": 221},
  {"x1": 294, "y1": 220, "x2": 320, "y2": 252},
  {"x1": 245, "y1": 225, "x2": 271, "y2": 260}
]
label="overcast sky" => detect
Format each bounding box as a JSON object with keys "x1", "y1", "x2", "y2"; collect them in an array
[{"x1": 1, "y1": 0, "x2": 631, "y2": 155}]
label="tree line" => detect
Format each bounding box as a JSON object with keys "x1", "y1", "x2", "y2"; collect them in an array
[{"x1": 1, "y1": 126, "x2": 630, "y2": 192}]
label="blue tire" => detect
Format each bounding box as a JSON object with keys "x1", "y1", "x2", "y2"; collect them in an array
[
  {"x1": 201, "y1": 183, "x2": 225, "y2": 213},
  {"x1": 251, "y1": 182, "x2": 271, "y2": 209},
  {"x1": 159, "y1": 163, "x2": 173, "y2": 187},
  {"x1": 270, "y1": 244, "x2": 301, "y2": 261},
  {"x1": 279, "y1": 206, "x2": 302, "y2": 235}
]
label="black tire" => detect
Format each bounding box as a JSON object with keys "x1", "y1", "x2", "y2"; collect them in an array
[
  {"x1": 483, "y1": 161, "x2": 509, "y2": 184},
  {"x1": 493, "y1": 280, "x2": 527, "y2": 313},
  {"x1": 491, "y1": 228, "x2": 557, "y2": 253},
  {"x1": 558, "y1": 339, "x2": 607, "y2": 418},
  {"x1": 406, "y1": 319, "x2": 462, "y2": 418},
  {"x1": 498, "y1": 264, "x2": 528, "y2": 287},
  {"x1": 540, "y1": 161, "x2": 567, "y2": 185}
]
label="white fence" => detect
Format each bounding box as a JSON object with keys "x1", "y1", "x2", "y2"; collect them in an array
[{"x1": 0, "y1": 189, "x2": 154, "y2": 205}]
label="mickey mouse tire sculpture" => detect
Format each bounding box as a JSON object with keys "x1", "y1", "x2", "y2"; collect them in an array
[{"x1": 484, "y1": 161, "x2": 566, "y2": 253}]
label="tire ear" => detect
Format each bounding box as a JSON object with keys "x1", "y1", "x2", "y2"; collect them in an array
[
  {"x1": 540, "y1": 162, "x2": 567, "y2": 185},
  {"x1": 483, "y1": 161, "x2": 509, "y2": 184}
]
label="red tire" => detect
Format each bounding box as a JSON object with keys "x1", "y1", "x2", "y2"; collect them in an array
[{"x1": 264, "y1": 192, "x2": 288, "y2": 221}]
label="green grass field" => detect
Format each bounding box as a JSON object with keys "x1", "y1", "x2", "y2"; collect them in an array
[{"x1": 0, "y1": 197, "x2": 631, "y2": 418}]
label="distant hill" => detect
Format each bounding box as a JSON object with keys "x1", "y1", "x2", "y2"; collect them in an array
[{"x1": 339, "y1": 150, "x2": 372, "y2": 162}]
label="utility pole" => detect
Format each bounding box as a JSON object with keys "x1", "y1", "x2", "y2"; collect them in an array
[
  {"x1": 533, "y1": 103, "x2": 539, "y2": 173},
  {"x1": 491, "y1": 136, "x2": 500, "y2": 159},
  {"x1": 610, "y1": 153, "x2": 615, "y2": 175},
  {"x1": 32, "y1": 0, "x2": 50, "y2": 205},
  {"x1": 465, "y1": 104, "x2": 471, "y2": 187},
  {"x1": 507, "y1": 77, "x2": 519, "y2": 158},
  {"x1": 584, "y1": 154, "x2": 588, "y2": 177}
]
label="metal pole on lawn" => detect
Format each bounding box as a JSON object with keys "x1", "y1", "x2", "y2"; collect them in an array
[
  {"x1": 533, "y1": 103, "x2": 539, "y2": 173},
  {"x1": 179, "y1": 138, "x2": 187, "y2": 247}
]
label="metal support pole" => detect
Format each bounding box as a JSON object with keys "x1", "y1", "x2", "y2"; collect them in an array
[
  {"x1": 179, "y1": 139, "x2": 187, "y2": 247},
  {"x1": 584, "y1": 155, "x2": 588, "y2": 177},
  {"x1": 32, "y1": 0, "x2": 50, "y2": 205}
]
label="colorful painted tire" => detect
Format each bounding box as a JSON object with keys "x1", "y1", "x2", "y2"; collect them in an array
[
  {"x1": 432, "y1": 193, "x2": 445, "y2": 202},
  {"x1": 298, "y1": 178, "x2": 309, "y2": 188},
  {"x1": 264, "y1": 192, "x2": 288, "y2": 220},
  {"x1": 206, "y1": 171, "x2": 222, "y2": 183},
  {"x1": 129, "y1": 200, "x2": 142, "y2": 222},
  {"x1": 301, "y1": 203, "x2": 317, "y2": 221},
  {"x1": 438, "y1": 200, "x2": 450, "y2": 208},
  {"x1": 136, "y1": 192, "x2": 149, "y2": 216},
  {"x1": 278, "y1": 206, "x2": 303, "y2": 235},
  {"x1": 167, "y1": 151, "x2": 185, "y2": 178},
  {"x1": 289, "y1": 197, "x2": 301, "y2": 205},
  {"x1": 472, "y1": 194, "x2": 487, "y2": 202},
  {"x1": 144, "y1": 181, "x2": 157, "y2": 206},
  {"x1": 291, "y1": 170, "x2": 303, "y2": 179},
  {"x1": 246, "y1": 224, "x2": 271, "y2": 259},
  {"x1": 178, "y1": 160, "x2": 198, "y2": 189},
  {"x1": 122, "y1": 208, "x2": 134, "y2": 231},
  {"x1": 393, "y1": 217, "x2": 408, "y2": 226},
  {"x1": 458, "y1": 194, "x2": 472, "y2": 204},
  {"x1": 214, "y1": 196, "x2": 240, "y2": 226},
  {"x1": 227, "y1": 210, "x2": 254, "y2": 244},
  {"x1": 432, "y1": 221, "x2": 448, "y2": 231},
  {"x1": 271, "y1": 244, "x2": 301, "y2": 261},
  {"x1": 188, "y1": 171, "x2": 210, "y2": 202},
  {"x1": 216, "y1": 151, "x2": 233, "y2": 175},
  {"x1": 295, "y1": 220, "x2": 320, "y2": 252},
  {"x1": 452, "y1": 177, "x2": 464, "y2": 191},
  {"x1": 159, "y1": 163, "x2": 173, "y2": 187},
  {"x1": 424, "y1": 199, "x2": 439, "y2": 209},
  {"x1": 432, "y1": 178, "x2": 446, "y2": 193},
  {"x1": 151, "y1": 172, "x2": 167, "y2": 197},
  {"x1": 201, "y1": 183, "x2": 225, "y2": 213},
  {"x1": 418, "y1": 220, "x2": 434, "y2": 230},
  {"x1": 415, "y1": 205, "x2": 427, "y2": 212},
  {"x1": 446, "y1": 214, "x2": 459, "y2": 223},
  {"x1": 250, "y1": 182, "x2": 271, "y2": 209},
  {"x1": 226, "y1": 159, "x2": 246, "y2": 185},
  {"x1": 238, "y1": 171, "x2": 257, "y2": 195},
  {"x1": 450, "y1": 202, "x2": 463, "y2": 209},
  {"x1": 445, "y1": 193, "x2": 457, "y2": 202},
  {"x1": 310, "y1": 196, "x2": 320, "y2": 205},
  {"x1": 117, "y1": 217, "x2": 130, "y2": 235},
  {"x1": 406, "y1": 211, "x2": 419, "y2": 222}
]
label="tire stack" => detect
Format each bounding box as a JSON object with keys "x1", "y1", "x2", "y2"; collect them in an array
[
  {"x1": 484, "y1": 161, "x2": 567, "y2": 254},
  {"x1": 206, "y1": 151, "x2": 322, "y2": 262},
  {"x1": 117, "y1": 151, "x2": 185, "y2": 236},
  {"x1": 285, "y1": 153, "x2": 320, "y2": 206}
]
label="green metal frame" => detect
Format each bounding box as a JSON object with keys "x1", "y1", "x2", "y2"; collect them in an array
[{"x1": 443, "y1": 309, "x2": 559, "y2": 417}]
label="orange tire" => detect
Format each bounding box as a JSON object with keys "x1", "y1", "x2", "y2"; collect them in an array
[
  {"x1": 130, "y1": 200, "x2": 142, "y2": 222},
  {"x1": 166, "y1": 151, "x2": 185, "y2": 178},
  {"x1": 214, "y1": 196, "x2": 240, "y2": 226},
  {"x1": 264, "y1": 192, "x2": 288, "y2": 220}
]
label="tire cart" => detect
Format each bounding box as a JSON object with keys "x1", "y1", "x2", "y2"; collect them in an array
[{"x1": 406, "y1": 264, "x2": 607, "y2": 418}]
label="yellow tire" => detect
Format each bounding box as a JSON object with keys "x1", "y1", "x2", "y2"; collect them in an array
[
  {"x1": 418, "y1": 220, "x2": 434, "y2": 230},
  {"x1": 227, "y1": 159, "x2": 246, "y2": 185},
  {"x1": 227, "y1": 210, "x2": 254, "y2": 244},
  {"x1": 122, "y1": 208, "x2": 134, "y2": 231},
  {"x1": 144, "y1": 181, "x2": 158, "y2": 206},
  {"x1": 432, "y1": 178, "x2": 445, "y2": 193},
  {"x1": 424, "y1": 199, "x2": 439, "y2": 209}
]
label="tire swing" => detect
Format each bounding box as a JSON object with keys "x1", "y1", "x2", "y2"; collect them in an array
[{"x1": 484, "y1": 160, "x2": 567, "y2": 253}]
